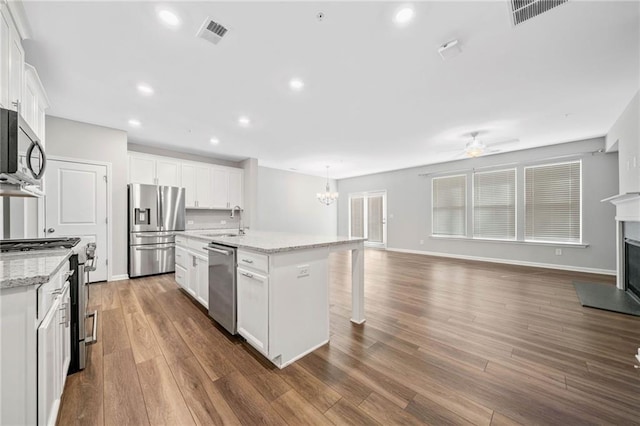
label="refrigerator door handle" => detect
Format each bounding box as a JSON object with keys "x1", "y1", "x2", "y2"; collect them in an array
[{"x1": 157, "y1": 186, "x2": 163, "y2": 230}]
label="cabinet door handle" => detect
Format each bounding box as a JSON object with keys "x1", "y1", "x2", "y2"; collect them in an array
[
  {"x1": 240, "y1": 271, "x2": 254, "y2": 279},
  {"x1": 241, "y1": 259, "x2": 253, "y2": 264}
]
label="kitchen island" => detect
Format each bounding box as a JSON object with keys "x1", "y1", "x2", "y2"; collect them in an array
[{"x1": 175, "y1": 230, "x2": 366, "y2": 368}]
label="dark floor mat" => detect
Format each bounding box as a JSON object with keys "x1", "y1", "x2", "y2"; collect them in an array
[{"x1": 573, "y1": 281, "x2": 640, "y2": 316}]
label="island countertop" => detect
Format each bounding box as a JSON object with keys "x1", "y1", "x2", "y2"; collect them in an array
[
  {"x1": 176, "y1": 230, "x2": 366, "y2": 254},
  {"x1": 0, "y1": 249, "x2": 73, "y2": 289}
]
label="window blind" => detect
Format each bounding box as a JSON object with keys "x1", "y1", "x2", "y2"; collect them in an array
[
  {"x1": 525, "y1": 161, "x2": 581, "y2": 243},
  {"x1": 367, "y1": 195, "x2": 384, "y2": 243},
  {"x1": 432, "y1": 175, "x2": 466, "y2": 236},
  {"x1": 350, "y1": 197, "x2": 364, "y2": 238},
  {"x1": 473, "y1": 169, "x2": 516, "y2": 240}
]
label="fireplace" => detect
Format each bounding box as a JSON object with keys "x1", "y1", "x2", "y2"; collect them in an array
[{"x1": 625, "y1": 238, "x2": 640, "y2": 299}]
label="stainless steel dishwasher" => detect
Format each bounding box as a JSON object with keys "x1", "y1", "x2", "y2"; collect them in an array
[{"x1": 205, "y1": 243, "x2": 237, "y2": 334}]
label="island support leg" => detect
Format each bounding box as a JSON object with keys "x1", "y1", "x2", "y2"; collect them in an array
[{"x1": 351, "y1": 243, "x2": 365, "y2": 324}]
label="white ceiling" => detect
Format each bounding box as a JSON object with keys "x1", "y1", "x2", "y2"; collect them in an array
[{"x1": 20, "y1": 1, "x2": 640, "y2": 179}]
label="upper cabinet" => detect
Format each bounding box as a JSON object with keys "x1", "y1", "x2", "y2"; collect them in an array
[
  {"x1": 0, "y1": 3, "x2": 23, "y2": 112},
  {"x1": 128, "y1": 153, "x2": 181, "y2": 187},
  {"x1": 210, "y1": 166, "x2": 243, "y2": 209},
  {"x1": 23, "y1": 64, "x2": 49, "y2": 141},
  {"x1": 127, "y1": 152, "x2": 244, "y2": 209}
]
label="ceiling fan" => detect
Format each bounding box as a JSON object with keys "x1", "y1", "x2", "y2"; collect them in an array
[{"x1": 445, "y1": 132, "x2": 519, "y2": 160}]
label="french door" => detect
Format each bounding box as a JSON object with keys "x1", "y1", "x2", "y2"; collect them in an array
[{"x1": 349, "y1": 191, "x2": 387, "y2": 248}]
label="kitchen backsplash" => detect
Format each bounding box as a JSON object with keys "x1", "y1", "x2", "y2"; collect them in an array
[{"x1": 185, "y1": 209, "x2": 241, "y2": 230}]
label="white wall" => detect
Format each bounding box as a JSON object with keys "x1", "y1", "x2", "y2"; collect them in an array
[
  {"x1": 338, "y1": 138, "x2": 619, "y2": 274},
  {"x1": 46, "y1": 116, "x2": 128, "y2": 279},
  {"x1": 606, "y1": 90, "x2": 639, "y2": 193},
  {"x1": 256, "y1": 167, "x2": 337, "y2": 235}
]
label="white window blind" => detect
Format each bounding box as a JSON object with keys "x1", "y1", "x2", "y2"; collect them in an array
[
  {"x1": 525, "y1": 161, "x2": 581, "y2": 243},
  {"x1": 473, "y1": 169, "x2": 516, "y2": 240},
  {"x1": 350, "y1": 197, "x2": 364, "y2": 238},
  {"x1": 432, "y1": 175, "x2": 466, "y2": 236}
]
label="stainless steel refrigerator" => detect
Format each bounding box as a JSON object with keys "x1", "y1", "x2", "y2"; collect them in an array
[{"x1": 128, "y1": 184, "x2": 185, "y2": 278}]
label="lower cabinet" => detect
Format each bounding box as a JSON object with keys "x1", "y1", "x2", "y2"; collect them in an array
[
  {"x1": 175, "y1": 239, "x2": 209, "y2": 309},
  {"x1": 1, "y1": 261, "x2": 71, "y2": 426},
  {"x1": 37, "y1": 281, "x2": 70, "y2": 426},
  {"x1": 236, "y1": 266, "x2": 269, "y2": 355}
]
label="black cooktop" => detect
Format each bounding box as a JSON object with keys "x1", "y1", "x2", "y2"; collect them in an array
[{"x1": 0, "y1": 237, "x2": 82, "y2": 252}]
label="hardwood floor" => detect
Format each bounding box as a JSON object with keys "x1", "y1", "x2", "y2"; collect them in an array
[{"x1": 57, "y1": 250, "x2": 640, "y2": 425}]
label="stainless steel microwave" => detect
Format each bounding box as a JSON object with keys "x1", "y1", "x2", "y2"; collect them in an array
[{"x1": 0, "y1": 107, "x2": 46, "y2": 197}]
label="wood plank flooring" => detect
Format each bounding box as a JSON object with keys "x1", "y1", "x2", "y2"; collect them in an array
[{"x1": 57, "y1": 250, "x2": 640, "y2": 425}]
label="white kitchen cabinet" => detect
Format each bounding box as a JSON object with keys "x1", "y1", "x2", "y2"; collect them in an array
[
  {"x1": 211, "y1": 167, "x2": 244, "y2": 209},
  {"x1": 128, "y1": 154, "x2": 181, "y2": 187},
  {"x1": 1, "y1": 260, "x2": 71, "y2": 426},
  {"x1": 236, "y1": 248, "x2": 330, "y2": 368},
  {"x1": 182, "y1": 163, "x2": 213, "y2": 208},
  {"x1": 0, "y1": 3, "x2": 23, "y2": 112},
  {"x1": 37, "y1": 281, "x2": 70, "y2": 426},
  {"x1": 175, "y1": 237, "x2": 208, "y2": 308},
  {"x1": 237, "y1": 266, "x2": 269, "y2": 356},
  {"x1": 23, "y1": 64, "x2": 49, "y2": 140}
]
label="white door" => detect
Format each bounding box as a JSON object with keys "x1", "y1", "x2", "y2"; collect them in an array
[
  {"x1": 195, "y1": 253, "x2": 208, "y2": 308},
  {"x1": 45, "y1": 159, "x2": 108, "y2": 282},
  {"x1": 156, "y1": 159, "x2": 180, "y2": 186},
  {"x1": 181, "y1": 164, "x2": 197, "y2": 208},
  {"x1": 237, "y1": 267, "x2": 269, "y2": 356},
  {"x1": 228, "y1": 169, "x2": 243, "y2": 209},
  {"x1": 349, "y1": 191, "x2": 387, "y2": 248},
  {"x1": 211, "y1": 168, "x2": 229, "y2": 208},
  {"x1": 195, "y1": 166, "x2": 213, "y2": 208}
]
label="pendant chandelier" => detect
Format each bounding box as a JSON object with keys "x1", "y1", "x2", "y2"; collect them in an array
[{"x1": 317, "y1": 165, "x2": 339, "y2": 206}]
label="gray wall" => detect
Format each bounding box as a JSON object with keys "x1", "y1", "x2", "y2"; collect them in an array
[
  {"x1": 256, "y1": 166, "x2": 337, "y2": 235},
  {"x1": 46, "y1": 116, "x2": 128, "y2": 279},
  {"x1": 337, "y1": 138, "x2": 619, "y2": 273}
]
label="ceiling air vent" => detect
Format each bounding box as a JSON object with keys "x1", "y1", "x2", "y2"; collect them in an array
[
  {"x1": 510, "y1": 0, "x2": 569, "y2": 26},
  {"x1": 196, "y1": 18, "x2": 228, "y2": 45}
]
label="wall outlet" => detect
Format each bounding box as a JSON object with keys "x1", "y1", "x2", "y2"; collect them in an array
[
  {"x1": 555, "y1": 248, "x2": 562, "y2": 256},
  {"x1": 419, "y1": 239, "x2": 424, "y2": 245},
  {"x1": 187, "y1": 220, "x2": 194, "y2": 225},
  {"x1": 220, "y1": 220, "x2": 227, "y2": 225},
  {"x1": 297, "y1": 265, "x2": 310, "y2": 278}
]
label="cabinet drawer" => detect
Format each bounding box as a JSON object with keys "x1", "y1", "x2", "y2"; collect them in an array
[
  {"x1": 175, "y1": 264, "x2": 187, "y2": 289},
  {"x1": 175, "y1": 246, "x2": 187, "y2": 268},
  {"x1": 37, "y1": 262, "x2": 71, "y2": 325},
  {"x1": 175, "y1": 235, "x2": 187, "y2": 247},
  {"x1": 187, "y1": 238, "x2": 208, "y2": 256},
  {"x1": 237, "y1": 250, "x2": 268, "y2": 273}
]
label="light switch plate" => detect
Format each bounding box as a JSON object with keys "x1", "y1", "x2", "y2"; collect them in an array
[
  {"x1": 297, "y1": 264, "x2": 310, "y2": 278},
  {"x1": 187, "y1": 220, "x2": 194, "y2": 225}
]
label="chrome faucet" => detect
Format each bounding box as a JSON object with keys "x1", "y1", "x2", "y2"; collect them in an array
[{"x1": 230, "y1": 205, "x2": 245, "y2": 235}]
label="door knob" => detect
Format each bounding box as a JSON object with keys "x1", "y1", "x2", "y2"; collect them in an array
[{"x1": 47, "y1": 227, "x2": 55, "y2": 233}]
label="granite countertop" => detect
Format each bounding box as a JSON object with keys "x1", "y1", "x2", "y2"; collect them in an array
[
  {"x1": 0, "y1": 249, "x2": 73, "y2": 289},
  {"x1": 177, "y1": 230, "x2": 366, "y2": 254}
]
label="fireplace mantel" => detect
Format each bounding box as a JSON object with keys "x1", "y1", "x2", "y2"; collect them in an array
[{"x1": 601, "y1": 192, "x2": 640, "y2": 222}]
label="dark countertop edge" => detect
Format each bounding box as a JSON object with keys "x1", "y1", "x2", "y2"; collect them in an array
[{"x1": 0, "y1": 249, "x2": 73, "y2": 290}]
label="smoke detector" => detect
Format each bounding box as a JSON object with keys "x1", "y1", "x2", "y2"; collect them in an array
[
  {"x1": 196, "y1": 17, "x2": 228, "y2": 45},
  {"x1": 438, "y1": 39, "x2": 462, "y2": 60}
]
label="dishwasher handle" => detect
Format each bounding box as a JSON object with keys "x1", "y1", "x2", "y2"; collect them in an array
[{"x1": 203, "y1": 246, "x2": 232, "y2": 256}]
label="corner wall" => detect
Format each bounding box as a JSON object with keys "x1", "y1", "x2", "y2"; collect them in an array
[
  {"x1": 46, "y1": 116, "x2": 128, "y2": 279},
  {"x1": 337, "y1": 138, "x2": 619, "y2": 273}
]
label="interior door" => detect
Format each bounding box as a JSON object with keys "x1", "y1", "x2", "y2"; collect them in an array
[
  {"x1": 349, "y1": 191, "x2": 387, "y2": 248},
  {"x1": 45, "y1": 159, "x2": 108, "y2": 282}
]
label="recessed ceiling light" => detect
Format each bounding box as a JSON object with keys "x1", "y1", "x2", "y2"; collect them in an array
[
  {"x1": 289, "y1": 78, "x2": 305, "y2": 91},
  {"x1": 128, "y1": 119, "x2": 141, "y2": 127},
  {"x1": 238, "y1": 116, "x2": 251, "y2": 127},
  {"x1": 394, "y1": 7, "x2": 415, "y2": 25},
  {"x1": 136, "y1": 83, "x2": 154, "y2": 96},
  {"x1": 210, "y1": 137, "x2": 220, "y2": 145},
  {"x1": 157, "y1": 9, "x2": 181, "y2": 27}
]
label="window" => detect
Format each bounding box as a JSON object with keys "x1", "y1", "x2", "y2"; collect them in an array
[
  {"x1": 432, "y1": 175, "x2": 466, "y2": 236},
  {"x1": 525, "y1": 161, "x2": 581, "y2": 243},
  {"x1": 473, "y1": 169, "x2": 516, "y2": 240}
]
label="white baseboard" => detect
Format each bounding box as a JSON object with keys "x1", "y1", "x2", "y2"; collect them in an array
[
  {"x1": 386, "y1": 247, "x2": 616, "y2": 276},
  {"x1": 108, "y1": 274, "x2": 129, "y2": 282}
]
